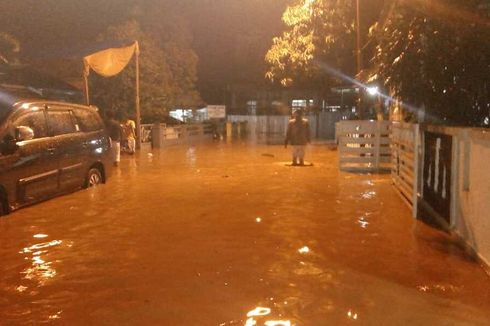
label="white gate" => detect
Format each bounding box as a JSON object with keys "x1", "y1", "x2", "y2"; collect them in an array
[
  {"x1": 391, "y1": 122, "x2": 420, "y2": 217},
  {"x1": 336, "y1": 120, "x2": 391, "y2": 172}
]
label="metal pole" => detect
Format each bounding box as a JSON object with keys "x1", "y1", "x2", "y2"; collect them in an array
[
  {"x1": 83, "y1": 69, "x2": 90, "y2": 105},
  {"x1": 356, "y1": 0, "x2": 362, "y2": 75},
  {"x1": 135, "y1": 41, "x2": 141, "y2": 150},
  {"x1": 356, "y1": 0, "x2": 363, "y2": 119}
]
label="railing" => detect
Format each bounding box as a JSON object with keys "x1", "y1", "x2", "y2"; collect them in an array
[
  {"x1": 391, "y1": 122, "x2": 420, "y2": 217},
  {"x1": 336, "y1": 120, "x2": 391, "y2": 172},
  {"x1": 227, "y1": 113, "x2": 341, "y2": 144},
  {"x1": 150, "y1": 123, "x2": 213, "y2": 148}
]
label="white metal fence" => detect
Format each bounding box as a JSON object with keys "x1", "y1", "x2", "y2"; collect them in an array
[
  {"x1": 336, "y1": 120, "x2": 391, "y2": 172},
  {"x1": 227, "y1": 112, "x2": 341, "y2": 143},
  {"x1": 150, "y1": 123, "x2": 213, "y2": 148},
  {"x1": 391, "y1": 122, "x2": 420, "y2": 217}
]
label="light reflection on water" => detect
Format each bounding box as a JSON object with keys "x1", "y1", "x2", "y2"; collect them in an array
[
  {"x1": 19, "y1": 239, "x2": 62, "y2": 285},
  {"x1": 265, "y1": 321, "x2": 291, "y2": 326},
  {"x1": 347, "y1": 309, "x2": 359, "y2": 320},
  {"x1": 247, "y1": 307, "x2": 271, "y2": 317},
  {"x1": 244, "y1": 306, "x2": 292, "y2": 326},
  {"x1": 361, "y1": 191, "x2": 376, "y2": 199},
  {"x1": 298, "y1": 246, "x2": 310, "y2": 254}
]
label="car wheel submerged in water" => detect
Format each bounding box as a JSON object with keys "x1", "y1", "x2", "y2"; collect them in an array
[{"x1": 86, "y1": 168, "x2": 103, "y2": 188}]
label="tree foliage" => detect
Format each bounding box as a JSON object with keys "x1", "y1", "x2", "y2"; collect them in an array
[
  {"x1": 0, "y1": 0, "x2": 202, "y2": 123},
  {"x1": 265, "y1": 0, "x2": 357, "y2": 88},
  {"x1": 91, "y1": 17, "x2": 202, "y2": 123},
  {"x1": 89, "y1": 1, "x2": 202, "y2": 122},
  {"x1": 371, "y1": 0, "x2": 490, "y2": 125}
]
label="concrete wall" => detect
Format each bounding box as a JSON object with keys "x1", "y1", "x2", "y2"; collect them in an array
[
  {"x1": 453, "y1": 129, "x2": 490, "y2": 265},
  {"x1": 387, "y1": 123, "x2": 489, "y2": 266}
]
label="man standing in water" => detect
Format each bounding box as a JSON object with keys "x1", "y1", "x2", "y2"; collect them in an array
[{"x1": 285, "y1": 109, "x2": 311, "y2": 166}]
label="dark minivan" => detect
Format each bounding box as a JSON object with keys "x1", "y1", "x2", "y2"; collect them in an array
[{"x1": 0, "y1": 88, "x2": 112, "y2": 216}]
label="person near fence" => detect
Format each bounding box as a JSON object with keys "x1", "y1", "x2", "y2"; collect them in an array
[
  {"x1": 122, "y1": 116, "x2": 136, "y2": 154},
  {"x1": 285, "y1": 109, "x2": 310, "y2": 166},
  {"x1": 105, "y1": 110, "x2": 123, "y2": 167}
]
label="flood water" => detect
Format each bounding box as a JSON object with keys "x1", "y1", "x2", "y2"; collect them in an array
[{"x1": 1, "y1": 142, "x2": 490, "y2": 325}]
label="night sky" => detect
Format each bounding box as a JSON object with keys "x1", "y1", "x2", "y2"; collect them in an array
[{"x1": 0, "y1": 0, "x2": 289, "y2": 102}]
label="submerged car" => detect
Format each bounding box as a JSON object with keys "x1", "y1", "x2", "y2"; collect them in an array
[{"x1": 0, "y1": 87, "x2": 112, "y2": 216}]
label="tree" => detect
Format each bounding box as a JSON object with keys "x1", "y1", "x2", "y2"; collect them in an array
[
  {"x1": 266, "y1": 0, "x2": 357, "y2": 89},
  {"x1": 85, "y1": 0, "x2": 203, "y2": 123},
  {"x1": 0, "y1": 1, "x2": 203, "y2": 123},
  {"x1": 90, "y1": 18, "x2": 202, "y2": 123},
  {"x1": 265, "y1": 0, "x2": 386, "y2": 89},
  {"x1": 371, "y1": 0, "x2": 490, "y2": 126}
]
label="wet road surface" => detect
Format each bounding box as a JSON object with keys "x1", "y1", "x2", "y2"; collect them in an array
[{"x1": 1, "y1": 142, "x2": 490, "y2": 325}]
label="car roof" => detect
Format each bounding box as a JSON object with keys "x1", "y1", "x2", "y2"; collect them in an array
[
  {"x1": 0, "y1": 85, "x2": 98, "y2": 121},
  {"x1": 0, "y1": 64, "x2": 84, "y2": 110}
]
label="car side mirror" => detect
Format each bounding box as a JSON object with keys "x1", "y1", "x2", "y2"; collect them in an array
[{"x1": 15, "y1": 126, "x2": 34, "y2": 142}]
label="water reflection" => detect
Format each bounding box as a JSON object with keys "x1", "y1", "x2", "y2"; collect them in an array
[
  {"x1": 244, "y1": 307, "x2": 292, "y2": 326},
  {"x1": 19, "y1": 239, "x2": 62, "y2": 285},
  {"x1": 361, "y1": 191, "x2": 376, "y2": 199},
  {"x1": 245, "y1": 318, "x2": 257, "y2": 326},
  {"x1": 347, "y1": 310, "x2": 359, "y2": 320},
  {"x1": 48, "y1": 310, "x2": 63, "y2": 320},
  {"x1": 357, "y1": 217, "x2": 369, "y2": 229},
  {"x1": 416, "y1": 284, "x2": 462, "y2": 293},
  {"x1": 247, "y1": 307, "x2": 271, "y2": 317},
  {"x1": 298, "y1": 246, "x2": 310, "y2": 254},
  {"x1": 265, "y1": 321, "x2": 291, "y2": 326},
  {"x1": 186, "y1": 146, "x2": 197, "y2": 167}
]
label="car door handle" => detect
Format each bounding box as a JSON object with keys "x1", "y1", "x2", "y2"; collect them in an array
[{"x1": 47, "y1": 148, "x2": 56, "y2": 154}]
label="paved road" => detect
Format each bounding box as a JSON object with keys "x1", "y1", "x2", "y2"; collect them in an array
[{"x1": 1, "y1": 142, "x2": 490, "y2": 325}]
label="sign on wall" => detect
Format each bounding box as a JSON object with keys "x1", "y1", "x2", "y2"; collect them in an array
[{"x1": 207, "y1": 105, "x2": 226, "y2": 119}]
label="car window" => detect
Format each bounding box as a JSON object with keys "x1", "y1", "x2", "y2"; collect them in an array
[
  {"x1": 47, "y1": 110, "x2": 78, "y2": 136},
  {"x1": 11, "y1": 109, "x2": 48, "y2": 139},
  {"x1": 73, "y1": 109, "x2": 104, "y2": 132}
]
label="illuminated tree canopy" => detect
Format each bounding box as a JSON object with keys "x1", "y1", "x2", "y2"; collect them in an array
[
  {"x1": 267, "y1": 0, "x2": 489, "y2": 126},
  {"x1": 265, "y1": 0, "x2": 357, "y2": 88}
]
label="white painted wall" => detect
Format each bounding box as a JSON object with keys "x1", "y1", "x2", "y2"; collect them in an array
[{"x1": 453, "y1": 129, "x2": 490, "y2": 265}]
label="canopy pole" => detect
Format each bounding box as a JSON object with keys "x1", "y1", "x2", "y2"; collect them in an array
[
  {"x1": 135, "y1": 41, "x2": 141, "y2": 150},
  {"x1": 83, "y1": 72, "x2": 90, "y2": 105}
]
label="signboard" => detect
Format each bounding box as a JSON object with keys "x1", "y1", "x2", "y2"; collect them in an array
[{"x1": 207, "y1": 105, "x2": 226, "y2": 119}]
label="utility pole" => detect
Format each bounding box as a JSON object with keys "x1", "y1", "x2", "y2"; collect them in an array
[{"x1": 356, "y1": 0, "x2": 363, "y2": 119}]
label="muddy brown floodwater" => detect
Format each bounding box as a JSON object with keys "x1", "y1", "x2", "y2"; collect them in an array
[{"x1": 1, "y1": 142, "x2": 490, "y2": 325}]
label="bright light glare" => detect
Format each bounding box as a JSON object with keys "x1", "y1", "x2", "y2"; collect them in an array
[{"x1": 366, "y1": 86, "x2": 379, "y2": 96}]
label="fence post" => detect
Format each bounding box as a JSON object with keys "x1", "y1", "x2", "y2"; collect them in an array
[
  {"x1": 374, "y1": 121, "x2": 381, "y2": 170},
  {"x1": 226, "y1": 122, "x2": 232, "y2": 138},
  {"x1": 412, "y1": 124, "x2": 420, "y2": 218}
]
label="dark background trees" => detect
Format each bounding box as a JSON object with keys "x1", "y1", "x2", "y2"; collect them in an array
[
  {"x1": 266, "y1": 0, "x2": 489, "y2": 126},
  {"x1": 0, "y1": 0, "x2": 488, "y2": 126},
  {"x1": 372, "y1": 0, "x2": 490, "y2": 126},
  {"x1": 0, "y1": 0, "x2": 289, "y2": 120}
]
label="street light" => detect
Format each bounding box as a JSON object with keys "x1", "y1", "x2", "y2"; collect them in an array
[
  {"x1": 366, "y1": 86, "x2": 379, "y2": 96},
  {"x1": 367, "y1": 85, "x2": 383, "y2": 120}
]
